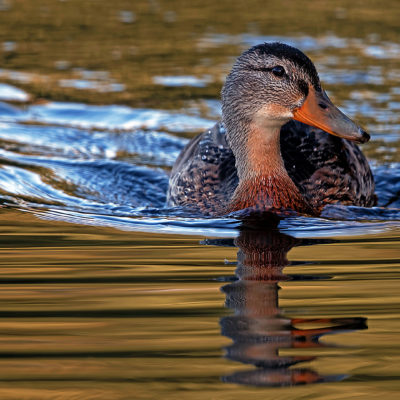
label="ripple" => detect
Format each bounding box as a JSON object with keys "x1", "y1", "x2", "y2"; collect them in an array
[
  {"x1": 153, "y1": 75, "x2": 212, "y2": 88},
  {"x1": 59, "y1": 79, "x2": 125, "y2": 93},
  {"x1": 25, "y1": 101, "x2": 214, "y2": 133},
  {"x1": 0, "y1": 83, "x2": 30, "y2": 102},
  {"x1": 0, "y1": 121, "x2": 186, "y2": 166}
]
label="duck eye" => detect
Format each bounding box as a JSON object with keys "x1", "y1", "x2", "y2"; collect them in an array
[{"x1": 272, "y1": 66, "x2": 285, "y2": 77}]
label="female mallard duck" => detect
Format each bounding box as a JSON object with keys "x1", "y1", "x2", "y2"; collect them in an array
[{"x1": 167, "y1": 42, "x2": 376, "y2": 216}]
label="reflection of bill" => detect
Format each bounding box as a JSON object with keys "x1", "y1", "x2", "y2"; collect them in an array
[{"x1": 215, "y1": 227, "x2": 367, "y2": 387}]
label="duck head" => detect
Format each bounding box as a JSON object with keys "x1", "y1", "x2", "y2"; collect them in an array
[
  {"x1": 221, "y1": 42, "x2": 369, "y2": 215},
  {"x1": 221, "y1": 42, "x2": 369, "y2": 147}
]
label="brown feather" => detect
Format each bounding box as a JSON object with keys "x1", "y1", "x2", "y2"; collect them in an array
[{"x1": 166, "y1": 122, "x2": 376, "y2": 215}]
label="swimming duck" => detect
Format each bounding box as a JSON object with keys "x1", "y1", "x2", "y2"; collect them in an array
[{"x1": 167, "y1": 42, "x2": 376, "y2": 216}]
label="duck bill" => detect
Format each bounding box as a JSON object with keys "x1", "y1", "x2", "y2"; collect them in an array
[{"x1": 293, "y1": 87, "x2": 370, "y2": 144}]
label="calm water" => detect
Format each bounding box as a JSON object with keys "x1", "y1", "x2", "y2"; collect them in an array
[{"x1": 0, "y1": 1, "x2": 399, "y2": 399}]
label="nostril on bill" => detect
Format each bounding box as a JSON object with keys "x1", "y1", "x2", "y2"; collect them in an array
[{"x1": 318, "y1": 102, "x2": 328, "y2": 109}]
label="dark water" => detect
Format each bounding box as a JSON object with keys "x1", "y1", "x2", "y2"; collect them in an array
[{"x1": 0, "y1": 1, "x2": 399, "y2": 399}]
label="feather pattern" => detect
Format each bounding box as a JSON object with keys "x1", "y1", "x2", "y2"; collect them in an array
[{"x1": 166, "y1": 121, "x2": 376, "y2": 215}]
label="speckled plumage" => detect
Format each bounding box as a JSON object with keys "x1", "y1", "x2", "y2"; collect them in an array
[
  {"x1": 167, "y1": 123, "x2": 236, "y2": 215},
  {"x1": 166, "y1": 121, "x2": 376, "y2": 215}
]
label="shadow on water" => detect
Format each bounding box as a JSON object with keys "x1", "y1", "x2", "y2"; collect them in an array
[{"x1": 206, "y1": 219, "x2": 368, "y2": 387}]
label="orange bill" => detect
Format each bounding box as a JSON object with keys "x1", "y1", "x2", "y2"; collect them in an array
[{"x1": 293, "y1": 87, "x2": 370, "y2": 144}]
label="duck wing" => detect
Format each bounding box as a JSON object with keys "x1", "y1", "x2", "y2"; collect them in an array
[
  {"x1": 167, "y1": 123, "x2": 238, "y2": 214},
  {"x1": 281, "y1": 120, "x2": 376, "y2": 208}
]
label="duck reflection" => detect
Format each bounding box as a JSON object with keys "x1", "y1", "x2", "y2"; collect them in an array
[{"x1": 216, "y1": 225, "x2": 367, "y2": 386}]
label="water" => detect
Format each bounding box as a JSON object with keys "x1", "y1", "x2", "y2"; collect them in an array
[{"x1": 0, "y1": 1, "x2": 399, "y2": 398}]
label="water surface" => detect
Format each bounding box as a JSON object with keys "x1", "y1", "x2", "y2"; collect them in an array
[{"x1": 0, "y1": 1, "x2": 399, "y2": 399}]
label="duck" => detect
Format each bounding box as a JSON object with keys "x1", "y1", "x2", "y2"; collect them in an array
[{"x1": 166, "y1": 42, "x2": 376, "y2": 216}]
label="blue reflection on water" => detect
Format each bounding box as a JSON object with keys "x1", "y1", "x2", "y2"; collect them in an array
[{"x1": 0, "y1": 33, "x2": 400, "y2": 240}]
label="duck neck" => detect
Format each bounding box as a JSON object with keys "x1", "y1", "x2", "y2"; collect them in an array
[{"x1": 227, "y1": 120, "x2": 311, "y2": 214}]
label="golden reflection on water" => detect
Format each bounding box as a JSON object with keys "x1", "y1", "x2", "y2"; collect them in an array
[
  {"x1": 219, "y1": 228, "x2": 367, "y2": 386},
  {"x1": 0, "y1": 0, "x2": 399, "y2": 398},
  {"x1": 0, "y1": 210, "x2": 399, "y2": 399}
]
